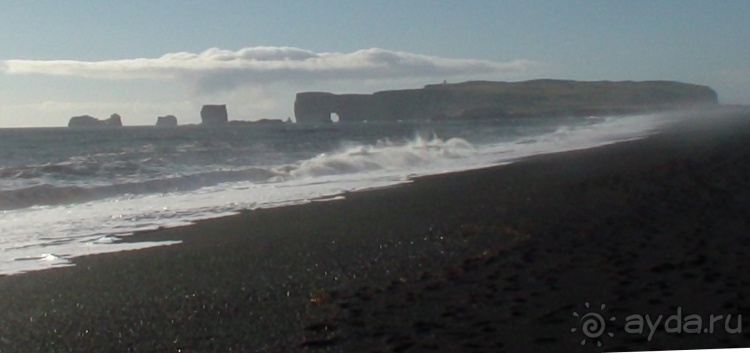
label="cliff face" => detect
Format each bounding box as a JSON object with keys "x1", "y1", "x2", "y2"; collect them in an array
[
  {"x1": 200, "y1": 105, "x2": 228, "y2": 125},
  {"x1": 68, "y1": 114, "x2": 123, "y2": 128},
  {"x1": 294, "y1": 80, "x2": 719, "y2": 123},
  {"x1": 293, "y1": 93, "x2": 337, "y2": 123}
]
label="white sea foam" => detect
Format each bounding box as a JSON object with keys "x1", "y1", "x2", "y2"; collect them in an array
[
  {"x1": 281, "y1": 135, "x2": 476, "y2": 179},
  {"x1": 0, "y1": 113, "x2": 668, "y2": 275}
]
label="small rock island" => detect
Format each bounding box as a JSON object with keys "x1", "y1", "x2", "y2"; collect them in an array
[
  {"x1": 68, "y1": 113, "x2": 123, "y2": 128},
  {"x1": 155, "y1": 115, "x2": 178, "y2": 127},
  {"x1": 294, "y1": 80, "x2": 719, "y2": 123},
  {"x1": 200, "y1": 105, "x2": 228, "y2": 125}
]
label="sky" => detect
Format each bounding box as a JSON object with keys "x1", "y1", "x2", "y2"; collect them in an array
[{"x1": 0, "y1": 0, "x2": 748, "y2": 127}]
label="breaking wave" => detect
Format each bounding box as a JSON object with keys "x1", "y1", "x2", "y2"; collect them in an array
[
  {"x1": 0, "y1": 113, "x2": 670, "y2": 275},
  {"x1": 0, "y1": 135, "x2": 478, "y2": 211},
  {"x1": 280, "y1": 135, "x2": 475, "y2": 178}
]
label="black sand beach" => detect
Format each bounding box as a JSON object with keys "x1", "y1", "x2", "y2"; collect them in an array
[{"x1": 1, "y1": 110, "x2": 750, "y2": 352}]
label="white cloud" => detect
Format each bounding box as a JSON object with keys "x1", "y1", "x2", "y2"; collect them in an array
[
  {"x1": 1, "y1": 47, "x2": 541, "y2": 126},
  {"x1": 2, "y1": 46, "x2": 536, "y2": 93}
]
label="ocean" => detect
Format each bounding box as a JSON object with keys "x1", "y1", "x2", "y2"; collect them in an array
[{"x1": 0, "y1": 114, "x2": 669, "y2": 275}]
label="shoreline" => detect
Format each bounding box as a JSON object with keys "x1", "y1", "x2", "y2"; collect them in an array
[{"x1": 1, "y1": 111, "x2": 749, "y2": 351}]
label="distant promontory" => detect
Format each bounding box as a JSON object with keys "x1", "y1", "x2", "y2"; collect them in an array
[{"x1": 294, "y1": 80, "x2": 719, "y2": 123}]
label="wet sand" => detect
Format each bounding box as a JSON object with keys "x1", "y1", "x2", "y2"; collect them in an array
[{"x1": 1, "y1": 110, "x2": 749, "y2": 352}]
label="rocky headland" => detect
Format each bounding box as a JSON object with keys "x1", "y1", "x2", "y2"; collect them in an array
[{"x1": 294, "y1": 80, "x2": 719, "y2": 123}]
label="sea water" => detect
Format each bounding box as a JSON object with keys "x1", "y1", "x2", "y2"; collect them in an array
[{"x1": 0, "y1": 114, "x2": 670, "y2": 275}]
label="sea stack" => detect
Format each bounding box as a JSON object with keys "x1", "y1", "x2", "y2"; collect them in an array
[
  {"x1": 68, "y1": 114, "x2": 124, "y2": 128},
  {"x1": 200, "y1": 105, "x2": 228, "y2": 125},
  {"x1": 156, "y1": 115, "x2": 178, "y2": 127}
]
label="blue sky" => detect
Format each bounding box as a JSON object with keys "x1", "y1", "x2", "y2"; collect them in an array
[{"x1": 1, "y1": 0, "x2": 748, "y2": 127}]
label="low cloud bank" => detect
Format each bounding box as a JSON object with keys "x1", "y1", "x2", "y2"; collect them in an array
[{"x1": 3, "y1": 46, "x2": 535, "y2": 92}]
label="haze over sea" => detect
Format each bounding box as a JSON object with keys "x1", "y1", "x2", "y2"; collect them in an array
[{"x1": 0, "y1": 113, "x2": 669, "y2": 275}]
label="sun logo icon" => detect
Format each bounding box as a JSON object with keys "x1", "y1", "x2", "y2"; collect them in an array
[{"x1": 571, "y1": 302, "x2": 616, "y2": 347}]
